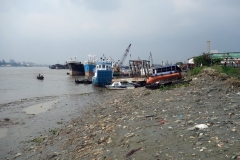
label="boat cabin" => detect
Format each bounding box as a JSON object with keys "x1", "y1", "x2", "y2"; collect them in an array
[
  {"x1": 95, "y1": 61, "x2": 113, "y2": 75},
  {"x1": 152, "y1": 65, "x2": 181, "y2": 76},
  {"x1": 92, "y1": 57, "x2": 113, "y2": 87}
]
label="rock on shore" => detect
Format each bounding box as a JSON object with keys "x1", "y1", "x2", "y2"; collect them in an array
[{"x1": 24, "y1": 68, "x2": 240, "y2": 160}]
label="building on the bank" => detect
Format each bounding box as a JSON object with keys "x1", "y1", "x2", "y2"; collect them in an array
[{"x1": 210, "y1": 52, "x2": 240, "y2": 67}]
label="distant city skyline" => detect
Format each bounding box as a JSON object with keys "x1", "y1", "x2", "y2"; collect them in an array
[{"x1": 0, "y1": 58, "x2": 50, "y2": 67}]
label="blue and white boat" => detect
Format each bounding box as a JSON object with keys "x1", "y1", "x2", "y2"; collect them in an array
[
  {"x1": 92, "y1": 55, "x2": 113, "y2": 87},
  {"x1": 152, "y1": 65, "x2": 182, "y2": 76},
  {"x1": 84, "y1": 55, "x2": 97, "y2": 77}
]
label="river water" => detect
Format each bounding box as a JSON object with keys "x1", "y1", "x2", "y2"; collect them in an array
[
  {"x1": 0, "y1": 67, "x2": 104, "y2": 159},
  {"x1": 0, "y1": 67, "x2": 98, "y2": 104}
]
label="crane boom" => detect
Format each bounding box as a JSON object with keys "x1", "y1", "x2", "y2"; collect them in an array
[
  {"x1": 118, "y1": 44, "x2": 131, "y2": 68},
  {"x1": 149, "y1": 52, "x2": 154, "y2": 67}
]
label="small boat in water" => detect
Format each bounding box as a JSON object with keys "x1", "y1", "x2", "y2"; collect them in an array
[
  {"x1": 75, "y1": 79, "x2": 92, "y2": 84},
  {"x1": 105, "y1": 80, "x2": 135, "y2": 90},
  {"x1": 37, "y1": 75, "x2": 44, "y2": 80}
]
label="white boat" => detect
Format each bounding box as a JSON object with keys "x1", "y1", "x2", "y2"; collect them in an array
[{"x1": 105, "y1": 80, "x2": 135, "y2": 90}]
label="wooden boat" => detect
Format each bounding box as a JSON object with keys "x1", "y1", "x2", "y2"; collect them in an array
[
  {"x1": 146, "y1": 72, "x2": 182, "y2": 84},
  {"x1": 75, "y1": 79, "x2": 92, "y2": 84},
  {"x1": 37, "y1": 76, "x2": 44, "y2": 80}
]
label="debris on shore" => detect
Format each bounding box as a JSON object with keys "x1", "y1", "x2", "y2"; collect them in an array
[{"x1": 19, "y1": 68, "x2": 240, "y2": 159}]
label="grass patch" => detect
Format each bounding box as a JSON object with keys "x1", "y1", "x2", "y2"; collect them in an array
[
  {"x1": 144, "y1": 91, "x2": 151, "y2": 95},
  {"x1": 190, "y1": 66, "x2": 205, "y2": 76},
  {"x1": 57, "y1": 121, "x2": 63, "y2": 124},
  {"x1": 31, "y1": 136, "x2": 47, "y2": 143},
  {"x1": 49, "y1": 128, "x2": 58, "y2": 135},
  {"x1": 188, "y1": 65, "x2": 240, "y2": 80},
  {"x1": 211, "y1": 65, "x2": 240, "y2": 78}
]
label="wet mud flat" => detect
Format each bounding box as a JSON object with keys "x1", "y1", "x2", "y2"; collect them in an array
[
  {"x1": 0, "y1": 92, "x2": 102, "y2": 160},
  {"x1": 2, "y1": 68, "x2": 240, "y2": 160}
]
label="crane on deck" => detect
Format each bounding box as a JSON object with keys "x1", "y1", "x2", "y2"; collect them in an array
[
  {"x1": 113, "y1": 44, "x2": 131, "y2": 76},
  {"x1": 118, "y1": 44, "x2": 131, "y2": 68}
]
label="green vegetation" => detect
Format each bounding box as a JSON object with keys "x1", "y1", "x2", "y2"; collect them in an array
[
  {"x1": 193, "y1": 55, "x2": 223, "y2": 66},
  {"x1": 194, "y1": 55, "x2": 211, "y2": 66},
  {"x1": 31, "y1": 136, "x2": 47, "y2": 143},
  {"x1": 176, "y1": 62, "x2": 183, "y2": 66},
  {"x1": 211, "y1": 65, "x2": 240, "y2": 79},
  {"x1": 144, "y1": 91, "x2": 151, "y2": 95},
  {"x1": 57, "y1": 121, "x2": 63, "y2": 124},
  {"x1": 49, "y1": 128, "x2": 58, "y2": 135},
  {"x1": 190, "y1": 66, "x2": 205, "y2": 76},
  {"x1": 211, "y1": 57, "x2": 223, "y2": 65},
  {"x1": 189, "y1": 65, "x2": 240, "y2": 79}
]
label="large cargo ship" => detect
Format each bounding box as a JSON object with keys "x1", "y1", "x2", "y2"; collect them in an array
[
  {"x1": 55, "y1": 64, "x2": 66, "y2": 69},
  {"x1": 84, "y1": 55, "x2": 97, "y2": 77},
  {"x1": 66, "y1": 58, "x2": 85, "y2": 76},
  {"x1": 92, "y1": 55, "x2": 113, "y2": 87}
]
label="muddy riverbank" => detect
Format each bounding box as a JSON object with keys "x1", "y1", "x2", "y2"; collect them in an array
[
  {"x1": 0, "y1": 92, "x2": 104, "y2": 160},
  {"x1": 1, "y1": 68, "x2": 240, "y2": 160}
]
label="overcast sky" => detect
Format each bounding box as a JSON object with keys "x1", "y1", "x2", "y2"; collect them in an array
[{"x1": 0, "y1": 0, "x2": 240, "y2": 65}]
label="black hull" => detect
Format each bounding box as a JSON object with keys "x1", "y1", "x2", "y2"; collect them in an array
[
  {"x1": 49, "y1": 65, "x2": 56, "y2": 69},
  {"x1": 37, "y1": 76, "x2": 44, "y2": 80},
  {"x1": 75, "y1": 79, "x2": 92, "y2": 84},
  {"x1": 55, "y1": 64, "x2": 65, "y2": 69},
  {"x1": 67, "y1": 63, "x2": 85, "y2": 76}
]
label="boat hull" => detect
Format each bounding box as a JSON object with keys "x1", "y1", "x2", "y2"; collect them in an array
[
  {"x1": 146, "y1": 72, "x2": 182, "y2": 84},
  {"x1": 49, "y1": 65, "x2": 56, "y2": 69},
  {"x1": 67, "y1": 63, "x2": 85, "y2": 76},
  {"x1": 55, "y1": 64, "x2": 65, "y2": 69},
  {"x1": 84, "y1": 63, "x2": 96, "y2": 76},
  {"x1": 105, "y1": 86, "x2": 134, "y2": 90},
  {"x1": 92, "y1": 70, "x2": 112, "y2": 87},
  {"x1": 37, "y1": 76, "x2": 44, "y2": 80}
]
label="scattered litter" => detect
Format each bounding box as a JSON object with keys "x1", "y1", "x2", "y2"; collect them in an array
[
  {"x1": 194, "y1": 124, "x2": 208, "y2": 130},
  {"x1": 15, "y1": 153, "x2": 21, "y2": 157},
  {"x1": 126, "y1": 147, "x2": 142, "y2": 157}
]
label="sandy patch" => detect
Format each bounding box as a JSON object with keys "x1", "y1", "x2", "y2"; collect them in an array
[
  {"x1": 0, "y1": 128, "x2": 8, "y2": 139},
  {"x1": 23, "y1": 99, "x2": 61, "y2": 115}
]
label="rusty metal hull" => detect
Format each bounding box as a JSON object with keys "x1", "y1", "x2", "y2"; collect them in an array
[{"x1": 146, "y1": 73, "x2": 182, "y2": 84}]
